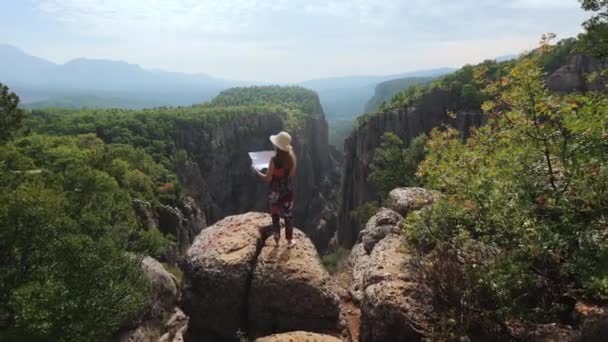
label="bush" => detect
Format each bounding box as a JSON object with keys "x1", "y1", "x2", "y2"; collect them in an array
[
  {"x1": 368, "y1": 133, "x2": 427, "y2": 199},
  {"x1": 406, "y1": 49, "x2": 608, "y2": 326},
  {"x1": 351, "y1": 202, "x2": 380, "y2": 226}
]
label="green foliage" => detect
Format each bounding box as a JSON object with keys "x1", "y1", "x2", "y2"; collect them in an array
[
  {"x1": 365, "y1": 77, "x2": 434, "y2": 112},
  {"x1": 578, "y1": 0, "x2": 608, "y2": 59},
  {"x1": 321, "y1": 247, "x2": 351, "y2": 274},
  {"x1": 368, "y1": 133, "x2": 427, "y2": 199},
  {"x1": 211, "y1": 86, "x2": 322, "y2": 115},
  {"x1": 406, "y1": 52, "x2": 608, "y2": 326},
  {"x1": 0, "y1": 133, "x2": 180, "y2": 340},
  {"x1": 0, "y1": 83, "x2": 26, "y2": 144},
  {"x1": 351, "y1": 202, "x2": 380, "y2": 226},
  {"x1": 0, "y1": 165, "x2": 151, "y2": 341}
]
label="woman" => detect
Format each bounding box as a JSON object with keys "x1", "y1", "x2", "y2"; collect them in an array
[{"x1": 255, "y1": 131, "x2": 297, "y2": 248}]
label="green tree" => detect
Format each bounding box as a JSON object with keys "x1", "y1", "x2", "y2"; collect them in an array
[
  {"x1": 0, "y1": 83, "x2": 25, "y2": 144},
  {"x1": 406, "y1": 49, "x2": 608, "y2": 331},
  {"x1": 578, "y1": 0, "x2": 608, "y2": 59},
  {"x1": 368, "y1": 133, "x2": 427, "y2": 199}
]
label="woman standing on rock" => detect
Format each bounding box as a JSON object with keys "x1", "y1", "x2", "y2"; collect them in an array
[{"x1": 255, "y1": 131, "x2": 297, "y2": 248}]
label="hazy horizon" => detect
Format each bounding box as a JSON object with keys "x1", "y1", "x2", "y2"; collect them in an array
[{"x1": 0, "y1": 0, "x2": 590, "y2": 83}]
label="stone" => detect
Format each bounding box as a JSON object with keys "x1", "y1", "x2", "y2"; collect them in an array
[
  {"x1": 255, "y1": 331, "x2": 342, "y2": 342},
  {"x1": 249, "y1": 230, "x2": 342, "y2": 337},
  {"x1": 181, "y1": 212, "x2": 269, "y2": 340},
  {"x1": 385, "y1": 187, "x2": 440, "y2": 217},
  {"x1": 359, "y1": 208, "x2": 403, "y2": 254}
]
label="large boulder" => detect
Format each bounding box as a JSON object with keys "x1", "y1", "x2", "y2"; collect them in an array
[
  {"x1": 348, "y1": 196, "x2": 435, "y2": 342},
  {"x1": 141, "y1": 256, "x2": 180, "y2": 320},
  {"x1": 249, "y1": 230, "x2": 342, "y2": 337},
  {"x1": 181, "y1": 212, "x2": 343, "y2": 341},
  {"x1": 385, "y1": 187, "x2": 440, "y2": 217},
  {"x1": 255, "y1": 331, "x2": 342, "y2": 342},
  {"x1": 115, "y1": 257, "x2": 180, "y2": 342},
  {"x1": 181, "y1": 212, "x2": 268, "y2": 340},
  {"x1": 348, "y1": 243, "x2": 370, "y2": 304},
  {"x1": 359, "y1": 208, "x2": 403, "y2": 254},
  {"x1": 359, "y1": 235, "x2": 431, "y2": 342}
]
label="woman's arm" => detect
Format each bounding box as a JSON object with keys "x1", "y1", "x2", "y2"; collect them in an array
[{"x1": 256, "y1": 159, "x2": 275, "y2": 183}]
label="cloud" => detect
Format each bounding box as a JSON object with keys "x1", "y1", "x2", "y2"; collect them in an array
[{"x1": 26, "y1": 0, "x2": 589, "y2": 82}]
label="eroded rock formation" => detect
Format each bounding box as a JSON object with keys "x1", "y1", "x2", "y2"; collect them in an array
[
  {"x1": 174, "y1": 98, "x2": 341, "y2": 251},
  {"x1": 180, "y1": 213, "x2": 344, "y2": 341}
]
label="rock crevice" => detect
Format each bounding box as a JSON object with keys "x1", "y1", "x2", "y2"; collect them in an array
[{"x1": 181, "y1": 213, "x2": 343, "y2": 341}]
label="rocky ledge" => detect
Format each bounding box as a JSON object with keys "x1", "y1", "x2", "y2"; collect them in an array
[{"x1": 180, "y1": 212, "x2": 346, "y2": 341}]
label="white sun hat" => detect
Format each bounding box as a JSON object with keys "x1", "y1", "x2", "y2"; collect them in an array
[{"x1": 270, "y1": 131, "x2": 293, "y2": 152}]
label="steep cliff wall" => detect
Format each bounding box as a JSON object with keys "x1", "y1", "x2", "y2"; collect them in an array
[
  {"x1": 338, "y1": 88, "x2": 484, "y2": 246},
  {"x1": 174, "y1": 99, "x2": 340, "y2": 250},
  {"x1": 337, "y1": 54, "x2": 607, "y2": 247}
]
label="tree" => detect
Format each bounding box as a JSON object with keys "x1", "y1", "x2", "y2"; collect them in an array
[
  {"x1": 0, "y1": 83, "x2": 25, "y2": 144},
  {"x1": 368, "y1": 133, "x2": 427, "y2": 199},
  {"x1": 578, "y1": 0, "x2": 608, "y2": 59},
  {"x1": 406, "y1": 49, "x2": 608, "y2": 330}
]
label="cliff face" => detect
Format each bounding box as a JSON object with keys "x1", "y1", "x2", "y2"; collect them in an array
[
  {"x1": 338, "y1": 88, "x2": 484, "y2": 246},
  {"x1": 546, "y1": 54, "x2": 608, "y2": 92},
  {"x1": 174, "y1": 100, "x2": 340, "y2": 250},
  {"x1": 337, "y1": 54, "x2": 607, "y2": 247}
]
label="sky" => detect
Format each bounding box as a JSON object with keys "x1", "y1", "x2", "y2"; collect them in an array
[{"x1": 0, "y1": 0, "x2": 591, "y2": 83}]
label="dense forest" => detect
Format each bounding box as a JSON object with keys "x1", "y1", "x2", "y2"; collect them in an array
[{"x1": 0, "y1": 85, "x2": 322, "y2": 341}]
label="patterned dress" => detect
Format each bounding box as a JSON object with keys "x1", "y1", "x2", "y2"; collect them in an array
[{"x1": 269, "y1": 156, "x2": 294, "y2": 240}]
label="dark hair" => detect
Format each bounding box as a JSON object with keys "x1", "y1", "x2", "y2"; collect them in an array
[{"x1": 274, "y1": 147, "x2": 295, "y2": 170}]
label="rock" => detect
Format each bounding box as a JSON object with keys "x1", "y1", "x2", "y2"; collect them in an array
[
  {"x1": 348, "y1": 209, "x2": 433, "y2": 342},
  {"x1": 546, "y1": 54, "x2": 608, "y2": 93},
  {"x1": 348, "y1": 243, "x2": 370, "y2": 304},
  {"x1": 359, "y1": 208, "x2": 403, "y2": 254},
  {"x1": 255, "y1": 331, "x2": 342, "y2": 342},
  {"x1": 360, "y1": 280, "x2": 430, "y2": 342},
  {"x1": 115, "y1": 258, "x2": 180, "y2": 342},
  {"x1": 181, "y1": 212, "x2": 343, "y2": 340},
  {"x1": 157, "y1": 197, "x2": 207, "y2": 263},
  {"x1": 359, "y1": 235, "x2": 431, "y2": 342},
  {"x1": 515, "y1": 323, "x2": 581, "y2": 342},
  {"x1": 159, "y1": 308, "x2": 189, "y2": 342},
  {"x1": 363, "y1": 235, "x2": 412, "y2": 288},
  {"x1": 249, "y1": 230, "x2": 342, "y2": 337},
  {"x1": 133, "y1": 199, "x2": 159, "y2": 230},
  {"x1": 385, "y1": 187, "x2": 440, "y2": 217},
  {"x1": 181, "y1": 212, "x2": 268, "y2": 340},
  {"x1": 141, "y1": 256, "x2": 180, "y2": 320}
]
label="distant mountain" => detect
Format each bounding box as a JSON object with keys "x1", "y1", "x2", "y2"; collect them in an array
[
  {"x1": 0, "y1": 44, "x2": 244, "y2": 106},
  {"x1": 298, "y1": 68, "x2": 455, "y2": 147},
  {"x1": 24, "y1": 94, "x2": 159, "y2": 110},
  {"x1": 365, "y1": 77, "x2": 435, "y2": 113},
  {"x1": 495, "y1": 54, "x2": 519, "y2": 62},
  {"x1": 298, "y1": 68, "x2": 454, "y2": 91}
]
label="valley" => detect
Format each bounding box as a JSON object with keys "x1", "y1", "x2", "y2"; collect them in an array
[{"x1": 2, "y1": 1, "x2": 608, "y2": 341}]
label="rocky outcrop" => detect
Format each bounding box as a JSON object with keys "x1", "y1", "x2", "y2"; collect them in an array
[
  {"x1": 255, "y1": 331, "x2": 342, "y2": 342},
  {"x1": 180, "y1": 213, "x2": 343, "y2": 341},
  {"x1": 174, "y1": 97, "x2": 340, "y2": 252},
  {"x1": 385, "y1": 187, "x2": 441, "y2": 217},
  {"x1": 546, "y1": 54, "x2": 608, "y2": 93},
  {"x1": 115, "y1": 257, "x2": 182, "y2": 342},
  {"x1": 249, "y1": 229, "x2": 341, "y2": 337},
  {"x1": 157, "y1": 198, "x2": 207, "y2": 262},
  {"x1": 337, "y1": 88, "x2": 484, "y2": 247},
  {"x1": 132, "y1": 197, "x2": 206, "y2": 264},
  {"x1": 347, "y1": 192, "x2": 439, "y2": 341}
]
